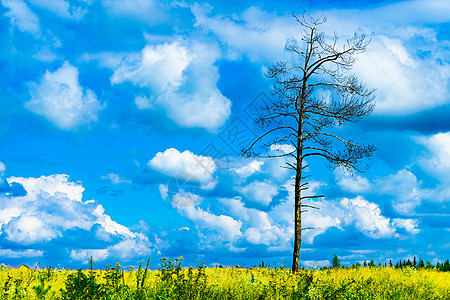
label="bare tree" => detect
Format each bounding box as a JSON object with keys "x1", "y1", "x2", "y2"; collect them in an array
[{"x1": 243, "y1": 13, "x2": 376, "y2": 272}]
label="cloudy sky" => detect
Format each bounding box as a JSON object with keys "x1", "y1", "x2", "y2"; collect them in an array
[{"x1": 0, "y1": 0, "x2": 449, "y2": 268}]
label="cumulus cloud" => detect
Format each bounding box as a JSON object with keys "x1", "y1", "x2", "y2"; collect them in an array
[
  {"x1": 236, "y1": 180, "x2": 279, "y2": 206},
  {"x1": 0, "y1": 161, "x2": 5, "y2": 175},
  {"x1": 193, "y1": 3, "x2": 450, "y2": 116},
  {"x1": 319, "y1": 3, "x2": 450, "y2": 115},
  {"x1": 415, "y1": 132, "x2": 450, "y2": 181},
  {"x1": 25, "y1": 62, "x2": 105, "y2": 130},
  {"x1": 111, "y1": 42, "x2": 190, "y2": 91},
  {"x1": 353, "y1": 36, "x2": 449, "y2": 115},
  {"x1": 155, "y1": 151, "x2": 419, "y2": 252},
  {"x1": 392, "y1": 218, "x2": 420, "y2": 234},
  {"x1": 271, "y1": 188, "x2": 418, "y2": 245},
  {"x1": 301, "y1": 195, "x2": 420, "y2": 242},
  {"x1": 192, "y1": 5, "x2": 296, "y2": 63},
  {"x1": 218, "y1": 197, "x2": 291, "y2": 247},
  {"x1": 231, "y1": 160, "x2": 264, "y2": 179},
  {"x1": 376, "y1": 169, "x2": 424, "y2": 214},
  {"x1": 110, "y1": 41, "x2": 231, "y2": 131},
  {"x1": 375, "y1": 167, "x2": 450, "y2": 213},
  {"x1": 339, "y1": 196, "x2": 396, "y2": 238},
  {"x1": 1, "y1": 174, "x2": 151, "y2": 262},
  {"x1": 180, "y1": 205, "x2": 243, "y2": 243},
  {"x1": 169, "y1": 193, "x2": 243, "y2": 249},
  {"x1": 334, "y1": 169, "x2": 371, "y2": 194},
  {"x1": 1, "y1": 0, "x2": 40, "y2": 37},
  {"x1": 148, "y1": 148, "x2": 217, "y2": 189},
  {"x1": 158, "y1": 188, "x2": 245, "y2": 250},
  {"x1": 171, "y1": 191, "x2": 202, "y2": 208}
]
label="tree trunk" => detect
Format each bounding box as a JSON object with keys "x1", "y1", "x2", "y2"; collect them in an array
[
  {"x1": 292, "y1": 154, "x2": 302, "y2": 272},
  {"x1": 292, "y1": 59, "x2": 307, "y2": 272},
  {"x1": 292, "y1": 107, "x2": 304, "y2": 272}
]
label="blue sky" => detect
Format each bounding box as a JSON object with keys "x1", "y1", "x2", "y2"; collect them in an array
[{"x1": 0, "y1": 0, "x2": 449, "y2": 269}]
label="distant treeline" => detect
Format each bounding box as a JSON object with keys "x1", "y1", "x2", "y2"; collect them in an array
[{"x1": 330, "y1": 254, "x2": 450, "y2": 272}]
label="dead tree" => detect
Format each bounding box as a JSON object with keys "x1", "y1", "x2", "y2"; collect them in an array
[{"x1": 243, "y1": 13, "x2": 376, "y2": 272}]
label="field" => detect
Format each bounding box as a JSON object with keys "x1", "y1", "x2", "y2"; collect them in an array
[{"x1": 1, "y1": 258, "x2": 449, "y2": 300}]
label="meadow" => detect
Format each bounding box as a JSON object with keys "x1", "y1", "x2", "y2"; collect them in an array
[{"x1": 1, "y1": 257, "x2": 449, "y2": 300}]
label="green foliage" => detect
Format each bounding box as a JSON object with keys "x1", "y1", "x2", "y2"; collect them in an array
[
  {"x1": 332, "y1": 254, "x2": 340, "y2": 268},
  {"x1": 32, "y1": 267, "x2": 53, "y2": 299}
]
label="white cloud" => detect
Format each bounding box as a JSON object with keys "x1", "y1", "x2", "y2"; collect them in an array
[
  {"x1": 302, "y1": 260, "x2": 330, "y2": 267},
  {"x1": 340, "y1": 196, "x2": 396, "y2": 238},
  {"x1": 243, "y1": 209, "x2": 291, "y2": 246},
  {"x1": 392, "y1": 218, "x2": 419, "y2": 234},
  {"x1": 320, "y1": 0, "x2": 450, "y2": 30},
  {"x1": 302, "y1": 196, "x2": 420, "y2": 241},
  {"x1": 232, "y1": 160, "x2": 263, "y2": 178},
  {"x1": 8, "y1": 174, "x2": 85, "y2": 202},
  {"x1": 28, "y1": 0, "x2": 88, "y2": 19},
  {"x1": 178, "y1": 204, "x2": 243, "y2": 243},
  {"x1": 236, "y1": 180, "x2": 279, "y2": 206},
  {"x1": 1, "y1": 174, "x2": 151, "y2": 261},
  {"x1": 0, "y1": 161, "x2": 5, "y2": 175},
  {"x1": 4, "y1": 215, "x2": 59, "y2": 244},
  {"x1": 171, "y1": 191, "x2": 202, "y2": 208},
  {"x1": 70, "y1": 249, "x2": 109, "y2": 263},
  {"x1": 375, "y1": 167, "x2": 450, "y2": 213},
  {"x1": 353, "y1": 36, "x2": 449, "y2": 115},
  {"x1": 93, "y1": 204, "x2": 134, "y2": 237},
  {"x1": 415, "y1": 132, "x2": 450, "y2": 181},
  {"x1": 271, "y1": 189, "x2": 418, "y2": 245},
  {"x1": 148, "y1": 148, "x2": 217, "y2": 189},
  {"x1": 0, "y1": 249, "x2": 44, "y2": 258},
  {"x1": 218, "y1": 197, "x2": 250, "y2": 221},
  {"x1": 376, "y1": 169, "x2": 424, "y2": 214},
  {"x1": 318, "y1": 3, "x2": 450, "y2": 115},
  {"x1": 25, "y1": 62, "x2": 105, "y2": 130},
  {"x1": 192, "y1": 5, "x2": 296, "y2": 63},
  {"x1": 111, "y1": 42, "x2": 190, "y2": 92},
  {"x1": 219, "y1": 197, "x2": 292, "y2": 247},
  {"x1": 100, "y1": 173, "x2": 131, "y2": 185},
  {"x1": 334, "y1": 169, "x2": 371, "y2": 194},
  {"x1": 193, "y1": 3, "x2": 450, "y2": 116},
  {"x1": 159, "y1": 184, "x2": 168, "y2": 200},
  {"x1": 110, "y1": 41, "x2": 231, "y2": 131},
  {"x1": 134, "y1": 95, "x2": 154, "y2": 110},
  {"x1": 269, "y1": 144, "x2": 296, "y2": 154},
  {"x1": 1, "y1": 0, "x2": 40, "y2": 37}
]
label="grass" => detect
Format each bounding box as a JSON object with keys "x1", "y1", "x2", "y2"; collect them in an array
[{"x1": 0, "y1": 257, "x2": 449, "y2": 299}]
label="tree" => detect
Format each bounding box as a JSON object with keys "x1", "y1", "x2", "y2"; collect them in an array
[
  {"x1": 332, "y1": 254, "x2": 340, "y2": 268},
  {"x1": 418, "y1": 258, "x2": 424, "y2": 269},
  {"x1": 243, "y1": 13, "x2": 375, "y2": 272}
]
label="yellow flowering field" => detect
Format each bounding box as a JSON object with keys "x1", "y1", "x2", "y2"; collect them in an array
[{"x1": 0, "y1": 258, "x2": 449, "y2": 299}]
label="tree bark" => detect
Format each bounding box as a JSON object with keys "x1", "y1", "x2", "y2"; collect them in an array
[{"x1": 292, "y1": 141, "x2": 303, "y2": 272}]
